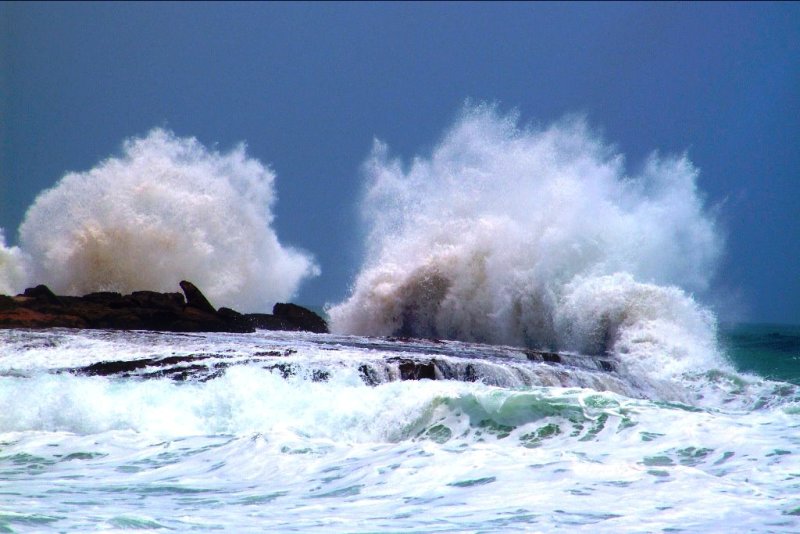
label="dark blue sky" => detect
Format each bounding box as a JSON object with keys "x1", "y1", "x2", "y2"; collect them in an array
[{"x1": 1, "y1": 2, "x2": 798, "y2": 323}]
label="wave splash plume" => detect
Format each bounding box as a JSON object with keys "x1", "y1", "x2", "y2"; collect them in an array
[
  {"x1": 0, "y1": 230, "x2": 29, "y2": 296},
  {"x1": 14, "y1": 129, "x2": 318, "y2": 311},
  {"x1": 330, "y1": 105, "x2": 724, "y2": 379}
]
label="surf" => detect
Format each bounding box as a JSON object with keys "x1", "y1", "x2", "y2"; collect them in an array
[
  {"x1": 6, "y1": 129, "x2": 318, "y2": 312},
  {"x1": 330, "y1": 104, "x2": 725, "y2": 385}
]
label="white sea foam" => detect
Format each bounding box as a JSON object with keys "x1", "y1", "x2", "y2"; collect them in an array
[
  {"x1": 16, "y1": 129, "x2": 318, "y2": 311},
  {"x1": 330, "y1": 105, "x2": 724, "y2": 378},
  {"x1": 0, "y1": 330, "x2": 798, "y2": 532},
  {"x1": 0, "y1": 366, "x2": 455, "y2": 439}
]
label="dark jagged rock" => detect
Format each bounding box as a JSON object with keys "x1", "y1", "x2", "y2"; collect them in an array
[
  {"x1": 0, "y1": 295, "x2": 18, "y2": 310},
  {"x1": 130, "y1": 291, "x2": 185, "y2": 309},
  {"x1": 82, "y1": 292, "x2": 124, "y2": 305},
  {"x1": 61, "y1": 337, "x2": 621, "y2": 390},
  {"x1": 0, "y1": 307, "x2": 87, "y2": 328},
  {"x1": 0, "y1": 281, "x2": 329, "y2": 334},
  {"x1": 272, "y1": 303, "x2": 328, "y2": 333},
  {"x1": 179, "y1": 280, "x2": 216, "y2": 314},
  {"x1": 23, "y1": 284, "x2": 62, "y2": 305},
  {"x1": 244, "y1": 313, "x2": 292, "y2": 331},
  {"x1": 598, "y1": 360, "x2": 615, "y2": 372},
  {"x1": 523, "y1": 349, "x2": 562, "y2": 364},
  {"x1": 241, "y1": 304, "x2": 328, "y2": 334},
  {"x1": 216, "y1": 307, "x2": 253, "y2": 332},
  {"x1": 396, "y1": 359, "x2": 437, "y2": 380}
]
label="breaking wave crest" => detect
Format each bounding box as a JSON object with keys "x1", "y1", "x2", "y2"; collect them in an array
[
  {"x1": 330, "y1": 105, "x2": 724, "y2": 378},
  {"x1": 14, "y1": 129, "x2": 318, "y2": 311}
]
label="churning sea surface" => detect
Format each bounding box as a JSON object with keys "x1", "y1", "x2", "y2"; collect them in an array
[{"x1": 0, "y1": 324, "x2": 797, "y2": 533}]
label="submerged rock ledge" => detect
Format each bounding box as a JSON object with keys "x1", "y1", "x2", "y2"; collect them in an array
[{"x1": 0, "y1": 281, "x2": 328, "y2": 334}]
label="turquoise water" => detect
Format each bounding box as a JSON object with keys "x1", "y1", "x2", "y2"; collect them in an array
[{"x1": 722, "y1": 323, "x2": 800, "y2": 384}]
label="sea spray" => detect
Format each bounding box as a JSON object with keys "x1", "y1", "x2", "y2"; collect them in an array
[
  {"x1": 330, "y1": 105, "x2": 724, "y2": 379},
  {"x1": 0, "y1": 229, "x2": 30, "y2": 295},
  {"x1": 17, "y1": 129, "x2": 318, "y2": 311}
]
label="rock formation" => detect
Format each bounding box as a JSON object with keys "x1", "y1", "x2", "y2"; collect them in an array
[{"x1": 0, "y1": 281, "x2": 328, "y2": 334}]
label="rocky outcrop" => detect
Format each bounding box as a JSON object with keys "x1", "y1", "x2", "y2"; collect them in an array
[
  {"x1": 62, "y1": 347, "x2": 617, "y2": 387},
  {"x1": 246, "y1": 302, "x2": 329, "y2": 333},
  {"x1": 179, "y1": 280, "x2": 217, "y2": 314},
  {"x1": 0, "y1": 281, "x2": 329, "y2": 334}
]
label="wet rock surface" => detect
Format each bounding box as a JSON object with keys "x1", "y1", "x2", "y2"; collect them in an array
[
  {"x1": 0, "y1": 281, "x2": 328, "y2": 334},
  {"x1": 57, "y1": 336, "x2": 620, "y2": 392}
]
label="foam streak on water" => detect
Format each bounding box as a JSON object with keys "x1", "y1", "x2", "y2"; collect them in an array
[{"x1": 0, "y1": 329, "x2": 799, "y2": 532}]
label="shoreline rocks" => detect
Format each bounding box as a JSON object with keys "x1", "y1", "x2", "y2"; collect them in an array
[{"x1": 0, "y1": 281, "x2": 328, "y2": 334}]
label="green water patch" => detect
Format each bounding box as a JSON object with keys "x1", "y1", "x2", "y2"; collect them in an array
[
  {"x1": 640, "y1": 431, "x2": 665, "y2": 442},
  {"x1": 703, "y1": 369, "x2": 749, "y2": 395},
  {"x1": 115, "y1": 452, "x2": 187, "y2": 472},
  {"x1": 581, "y1": 394, "x2": 620, "y2": 410},
  {"x1": 481, "y1": 509, "x2": 539, "y2": 527},
  {"x1": 207, "y1": 461, "x2": 226, "y2": 472},
  {"x1": 553, "y1": 509, "x2": 623, "y2": 526},
  {"x1": 402, "y1": 495, "x2": 444, "y2": 505},
  {"x1": 519, "y1": 423, "x2": 561, "y2": 448},
  {"x1": 140, "y1": 485, "x2": 210, "y2": 496},
  {"x1": 641, "y1": 447, "x2": 714, "y2": 470},
  {"x1": 280, "y1": 445, "x2": 315, "y2": 455},
  {"x1": 416, "y1": 389, "x2": 633, "y2": 448},
  {"x1": 447, "y1": 476, "x2": 497, "y2": 488},
  {"x1": 713, "y1": 451, "x2": 735, "y2": 466},
  {"x1": 767, "y1": 449, "x2": 792, "y2": 457},
  {"x1": 235, "y1": 491, "x2": 289, "y2": 505},
  {"x1": 0, "y1": 453, "x2": 53, "y2": 465},
  {"x1": 578, "y1": 413, "x2": 609, "y2": 441},
  {"x1": 0, "y1": 512, "x2": 62, "y2": 530},
  {"x1": 174, "y1": 497, "x2": 222, "y2": 507},
  {"x1": 720, "y1": 323, "x2": 800, "y2": 384},
  {"x1": 0, "y1": 453, "x2": 56, "y2": 476},
  {"x1": 476, "y1": 419, "x2": 515, "y2": 439},
  {"x1": 527, "y1": 461, "x2": 562, "y2": 470},
  {"x1": 377, "y1": 463, "x2": 401, "y2": 474},
  {"x1": 617, "y1": 416, "x2": 638, "y2": 431},
  {"x1": 102, "y1": 484, "x2": 210, "y2": 496},
  {"x1": 115, "y1": 465, "x2": 143, "y2": 474},
  {"x1": 653, "y1": 401, "x2": 705, "y2": 413},
  {"x1": 444, "y1": 391, "x2": 587, "y2": 430},
  {"x1": 785, "y1": 506, "x2": 800, "y2": 516},
  {"x1": 108, "y1": 516, "x2": 170, "y2": 530},
  {"x1": 423, "y1": 423, "x2": 453, "y2": 444},
  {"x1": 307, "y1": 484, "x2": 363, "y2": 498},
  {"x1": 642, "y1": 455, "x2": 675, "y2": 467},
  {"x1": 676, "y1": 447, "x2": 714, "y2": 466},
  {"x1": 319, "y1": 472, "x2": 346, "y2": 484},
  {"x1": 59, "y1": 451, "x2": 108, "y2": 462},
  {"x1": 601, "y1": 480, "x2": 633, "y2": 487}
]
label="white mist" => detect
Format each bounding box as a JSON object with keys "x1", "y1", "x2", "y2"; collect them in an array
[
  {"x1": 331, "y1": 105, "x2": 724, "y2": 378},
  {"x1": 16, "y1": 129, "x2": 318, "y2": 311}
]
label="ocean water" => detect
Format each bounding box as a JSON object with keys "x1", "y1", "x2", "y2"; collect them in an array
[
  {"x1": 1, "y1": 105, "x2": 795, "y2": 532},
  {"x1": 0, "y1": 326, "x2": 798, "y2": 533},
  {"x1": 722, "y1": 323, "x2": 800, "y2": 385}
]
